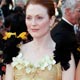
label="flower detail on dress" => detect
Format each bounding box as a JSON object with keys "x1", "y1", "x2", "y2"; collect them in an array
[
  {"x1": 11, "y1": 53, "x2": 56, "y2": 73},
  {"x1": 38, "y1": 56, "x2": 56, "y2": 70},
  {"x1": 11, "y1": 53, "x2": 29, "y2": 70}
]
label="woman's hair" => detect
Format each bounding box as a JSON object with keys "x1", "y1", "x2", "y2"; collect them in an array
[{"x1": 25, "y1": 0, "x2": 55, "y2": 18}]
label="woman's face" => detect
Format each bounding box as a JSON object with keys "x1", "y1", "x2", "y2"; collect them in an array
[{"x1": 25, "y1": 4, "x2": 53, "y2": 38}]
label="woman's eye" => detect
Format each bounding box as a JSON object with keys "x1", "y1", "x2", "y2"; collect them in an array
[
  {"x1": 37, "y1": 16, "x2": 43, "y2": 19},
  {"x1": 26, "y1": 17, "x2": 32, "y2": 20}
]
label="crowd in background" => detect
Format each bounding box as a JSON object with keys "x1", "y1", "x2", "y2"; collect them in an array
[
  {"x1": 0, "y1": 0, "x2": 31, "y2": 80},
  {"x1": 0, "y1": 0, "x2": 80, "y2": 80}
]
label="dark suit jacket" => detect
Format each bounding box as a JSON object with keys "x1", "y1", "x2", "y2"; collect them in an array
[{"x1": 51, "y1": 19, "x2": 79, "y2": 67}]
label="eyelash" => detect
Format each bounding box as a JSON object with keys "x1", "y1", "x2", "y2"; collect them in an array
[
  {"x1": 26, "y1": 17, "x2": 32, "y2": 20},
  {"x1": 37, "y1": 17, "x2": 43, "y2": 19},
  {"x1": 26, "y1": 16, "x2": 44, "y2": 20}
]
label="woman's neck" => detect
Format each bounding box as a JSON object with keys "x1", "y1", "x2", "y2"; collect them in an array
[{"x1": 32, "y1": 33, "x2": 55, "y2": 49}]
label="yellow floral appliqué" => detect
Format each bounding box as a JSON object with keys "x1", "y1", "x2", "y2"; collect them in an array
[
  {"x1": 3, "y1": 32, "x2": 16, "y2": 40},
  {"x1": 17, "y1": 32, "x2": 28, "y2": 40},
  {"x1": 77, "y1": 47, "x2": 80, "y2": 52},
  {"x1": 3, "y1": 32, "x2": 28, "y2": 40}
]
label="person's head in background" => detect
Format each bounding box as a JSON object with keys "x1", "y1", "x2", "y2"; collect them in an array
[
  {"x1": 57, "y1": 0, "x2": 62, "y2": 8},
  {"x1": 53, "y1": 0, "x2": 59, "y2": 7},
  {"x1": 53, "y1": 0, "x2": 62, "y2": 8},
  {"x1": 6, "y1": 0, "x2": 13, "y2": 5},
  {"x1": 25, "y1": 0, "x2": 55, "y2": 39},
  {"x1": 15, "y1": 0, "x2": 27, "y2": 9},
  {"x1": 0, "y1": 0, "x2": 2, "y2": 4},
  {"x1": 0, "y1": 0, "x2": 13, "y2": 8},
  {"x1": 61, "y1": 0, "x2": 80, "y2": 25}
]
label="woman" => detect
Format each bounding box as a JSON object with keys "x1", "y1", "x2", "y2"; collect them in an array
[{"x1": 5, "y1": 0, "x2": 75, "y2": 80}]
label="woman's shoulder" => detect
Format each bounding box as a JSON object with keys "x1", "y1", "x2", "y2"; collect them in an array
[
  {"x1": 19, "y1": 41, "x2": 33, "y2": 54},
  {"x1": 20, "y1": 41, "x2": 32, "y2": 50}
]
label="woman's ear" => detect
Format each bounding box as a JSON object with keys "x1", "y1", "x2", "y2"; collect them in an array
[{"x1": 50, "y1": 16, "x2": 56, "y2": 27}]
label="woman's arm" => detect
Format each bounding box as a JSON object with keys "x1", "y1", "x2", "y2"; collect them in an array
[
  {"x1": 5, "y1": 64, "x2": 14, "y2": 80},
  {"x1": 75, "y1": 60, "x2": 80, "y2": 80},
  {"x1": 62, "y1": 53, "x2": 76, "y2": 80}
]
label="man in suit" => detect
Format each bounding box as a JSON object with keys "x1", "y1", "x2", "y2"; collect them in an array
[{"x1": 51, "y1": 0, "x2": 80, "y2": 66}]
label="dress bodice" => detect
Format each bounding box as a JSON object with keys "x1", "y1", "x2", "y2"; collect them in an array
[{"x1": 11, "y1": 53, "x2": 62, "y2": 80}]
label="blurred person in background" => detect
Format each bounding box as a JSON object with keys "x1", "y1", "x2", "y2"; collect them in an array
[
  {"x1": 0, "y1": 0, "x2": 14, "y2": 18},
  {"x1": 51, "y1": 0, "x2": 80, "y2": 68},
  {"x1": 0, "y1": 7, "x2": 6, "y2": 36},
  {"x1": 15, "y1": 0, "x2": 27, "y2": 10},
  {"x1": 54, "y1": 0, "x2": 62, "y2": 20},
  {"x1": 51, "y1": 0, "x2": 62, "y2": 30}
]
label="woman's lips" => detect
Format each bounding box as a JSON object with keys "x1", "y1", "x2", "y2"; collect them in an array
[{"x1": 31, "y1": 29, "x2": 39, "y2": 32}]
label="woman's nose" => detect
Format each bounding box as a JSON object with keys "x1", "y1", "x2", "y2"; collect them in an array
[{"x1": 31, "y1": 18, "x2": 37, "y2": 26}]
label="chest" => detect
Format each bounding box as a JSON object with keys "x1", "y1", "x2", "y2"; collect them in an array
[{"x1": 21, "y1": 48, "x2": 54, "y2": 64}]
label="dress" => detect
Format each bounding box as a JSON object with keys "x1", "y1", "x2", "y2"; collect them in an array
[{"x1": 11, "y1": 53, "x2": 62, "y2": 80}]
